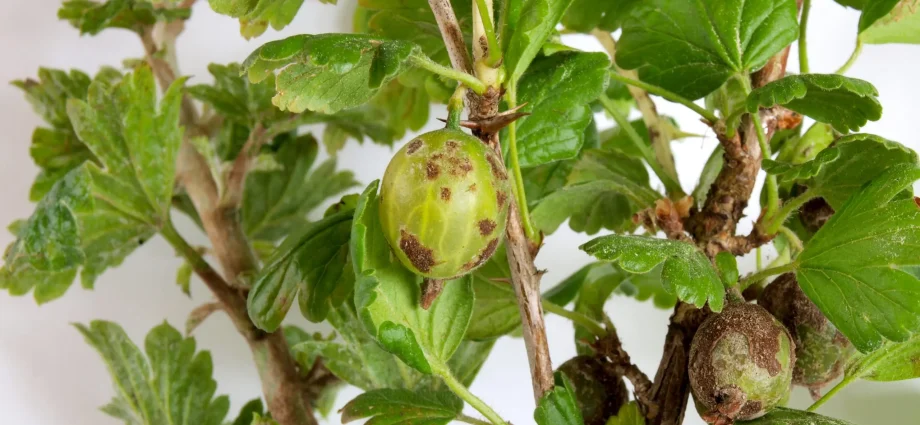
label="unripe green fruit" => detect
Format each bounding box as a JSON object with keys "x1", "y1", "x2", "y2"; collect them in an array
[
  {"x1": 557, "y1": 356, "x2": 629, "y2": 425},
  {"x1": 689, "y1": 303, "x2": 795, "y2": 423},
  {"x1": 759, "y1": 273, "x2": 854, "y2": 396},
  {"x1": 379, "y1": 129, "x2": 510, "y2": 279}
]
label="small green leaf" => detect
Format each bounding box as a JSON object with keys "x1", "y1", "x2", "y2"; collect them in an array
[
  {"x1": 616, "y1": 264, "x2": 678, "y2": 310},
  {"x1": 776, "y1": 122, "x2": 835, "y2": 165},
  {"x1": 605, "y1": 402, "x2": 645, "y2": 425},
  {"x1": 860, "y1": 0, "x2": 920, "y2": 44},
  {"x1": 764, "y1": 134, "x2": 918, "y2": 209},
  {"x1": 250, "y1": 413, "x2": 279, "y2": 425},
  {"x1": 176, "y1": 261, "x2": 193, "y2": 296},
  {"x1": 76, "y1": 320, "x2": 229, "y2": 425},
  {"x1": 340, "y1": 388, "x2": 462, "y2": 425},
  {"x1": 504, "y1": 0, "x2": 576, "y2": 81},
  {"x1": 858, "y1": 0, "x2": 901, "y2": 33},
  {"x1": 693, "y1": 146, "x2": 724, "y2": 208},
  {"x1": 230, "y1": 399, "x2": 265, "y2": 425},
  {"x1": 534, "y1": 376, "x2": 585, "y2": 425},
  {"x1": 715, "y1": 252, "x2": 739, "y2": 287},
  {"x1": 532, "y1": 150, "x2": 657, "y2": 235},
  {"x1": 59, "y1": 0, "x2": 190, "y2": 35},
  {"x1": 845, "y1": 334, "x2": 920, "y2": 382},
  {"x1": 738, "y1": 407, "x2": 856, "y2": 425},
  {"x1": 746, "y1": 74, "x2": 882, "y2": 133},
  {"x1": 242, "y1": 134, "x2": 358, "y2": 242},
  {"x1": 581, "y1": 235, "x2": 724, "y2": 312},
  {"x1": 562, "y1": 0, "x2": 640, "y2": 32},
  {"x1": 616, "y1": 0, "x2": 800, "y2": 100},
  {"x1": 187, "y1": 63, "x2": 282, "y2": 125},
  {"x1": 795, "y1": 163, "x2": 920, "y2": 352},
  {"x1": 351, "y1": 181, "x2": 475, "y2": 374},
  {"x1": 247, "y1": 209, "x2": 354, "y2": 330},
  {"x1": 705, "y1": 75, "x2": 749, "y2": 130},
  {"x1": 242, "y1": 34, "x2": 421, "y2": 114},
  {"x1": 514, "y1": 52, "x2": 610, "y2": 167},
  {"x1": 208, "y1": 0, "x2": 333, "y2": 39}
]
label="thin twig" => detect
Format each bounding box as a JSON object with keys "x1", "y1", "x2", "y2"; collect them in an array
[
  {"x1": 222, "y1": 123, "x2": 267, "y2": 208},
  {"x1": 594, "y1": 326, "x2": 656, "y2": 417}
]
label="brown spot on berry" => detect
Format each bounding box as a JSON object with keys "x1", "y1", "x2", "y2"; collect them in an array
[
  {"x1": 406, "y1": 139, "x2": 423, "y2": 154},
  {"x1": 486, "y1": 153, "x2": 508, "y2": 180},
  {"x1": 496, "y1": 191, "x2": 507, "y2": 209},
  {"x1": 446, "y1": 140, "x2": 459, "y2": 150},
  {"x1": 426, "y1": 161, "x2": 440, "y2": 179},
  {"x1": 399, "y1": 229, "x2": 436, "y2": 273},
  {"x1": 478, "y1": 219, "x2": 497, "y2": 236},
  {"x1": 448, "y1": 156, "x2": 473, "y2": 176},
  {"x1": 440, "y1": 187, "x2": 451, "y2": 201},
  {"x1": 914, "y1": 196, "x2": 920, "y2": 209},
  {"x1": 468, "y1": 183, "x2": 477, "y2": 192},
  {"x1": 481, "y1": 238, "x2": 499, "y2": 261}
]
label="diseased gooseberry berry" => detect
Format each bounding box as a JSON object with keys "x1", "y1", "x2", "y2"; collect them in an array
[
  {"x1": 689, "y1": 303, "x2": 795, "y2": 424},
  {"x1": 379, "y1": 128, "x2": 510, "y2": 279},
  {"x1": 557, "y1": 356, "x2": 629, "y2": 425},
  {"x1": 758, "y1": 273, "x2": 854, "y2": 398}
]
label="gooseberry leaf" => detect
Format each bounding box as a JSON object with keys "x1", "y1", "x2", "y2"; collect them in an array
[
  {"x1": 293, "y1": 300, "x2": 421, "y2": 390},
  {"x1": 362, "y1": 2, "x2": 472, "y2": 67},
  {"x1": 562, "y1": 0, "x2": 640, "y2": 32},
  {"x1": 845, "y1": 333, "x2": 920, "y2": 382},
  {"x1": 616, "y1": 0, "x2": 799, "y2": 100},
  {"x1": 534, "y1": 375, "x2": 584, "y2": 425},
  {"x1": 763, "y1": 134, "x2": 918, "y2": 209},
  {"x1": 580, "y1": 235, "x2": 724, "y2": 312},
  {"x1": 466, "y1": 248, "x2": 520, "y2": 341},
  {"x1": 242, "y1": 34, "x2": 423, "y2": 114},
  {"x1": 795, "y1": 164, "x2": 920, "y2": 352},
  {"x1": 693, "y1": 146, "x2": 724, "y2": 208},
  {"x1": 229, "y1": 399, "x2": 264, "y2": 425},
  {"x1": 616, "y1": 264, "x2": 678, "y2": 310},
  {"x1": 208, "y1": 0, "x2": 334, "y2": 39},
  {"x1": 532, "y1": 150, "x2": 657, "y2": 235},
  {"x1": 522, "y1": 118, "x2": 600, "y2": 206},
  {"x1": 504, "y1": 0, "x2": 576, "y2": 81},
  {"x1": 3, "y1": 67, "x2": 185, "y2": 302},
  {"x1": 351, "y1": 181, "x2": 474, "y2": 374},
  {"x1": 340, "y1": 389, "x2": 462, "y2": 425},
  {"x1": 860, "y1": 0, "x2": 920, "y2": 44},
  {"x1": 58, "y1": 0, "x2": 190, "y2": 35},
  {"x1": 76, "y1": 321, "x2": 229, "y2": 425},
  {"x1": 247, "y1": 208, "x2": 354, "y2": 330},
  {"x1": 187, "y1": 63, "x2": 283, "y2": 126},
  {"x1": 242, "y1": 134, "x2": 358, "y2": 243},
  {"x1": 606, "y1": 402, "x2": 645, "y2": 425},
  {"x1": 858, "y1": 0, "x2": 901, "y2": 33},
  {"x1": 746, "y1": 74, "x2": 882, "y2": 133},
  {"x1": 776, "y1": 122, "x2": 835, "y2": 165},
  {"x1": 514, "y1": 52, "x2": 610, "y2": 167},
  {"x1": 715, "y1": 251, "x2": 739, "y2": 287},
  {"x1": 738, "y1": 408, "x2": 856, "y2": 425}
]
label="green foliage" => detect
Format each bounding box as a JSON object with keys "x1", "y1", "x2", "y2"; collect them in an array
[
  {"x1": 76, "y1": 321, "x2": 229, "y2": 425},
  {"x1": 616, "y1": 264, "x2": 677, "y2": 310},
  {"x1": 794, "y1": 164, "x2": 920, "y2": 352},
  {"x1": 504, "y1": 0, "x2": 576, "y2": 81},
  {"x1": 581, "y1": 235, "x2": 724, "y2": 312},
  {"x1": 857, "y1": 0, "x2": 901, "y2": 33},
  {"x1": 359, "y1": 0, "x2": 472, "y2": 67},
  {"x1": 746, "y1": 74, "x2": 882, "y2": 133},
  {"x1": 845, "y1": 333, "x2": 920, "y2": 382},
  {"x1": 3, "y1": 67, "x2": 184, "y2": 302},
  {"x1": 208, "y1": 0, "x2": 334, "y2": 39},
  {"x1": 59, "y1": 0, "x2": 190, "y2": 35},
  {"x1": 241, "y1": 133, "x2": 357, "y2": 243},
  {"x1": 776, "y1": 122, "x2": 835, "y2": 166},
  {"x1": 764, "y1": 134, "x2": 917, "y2": 209},
  {"x1": 531, "y1": 150, "x2": 656, "y2": 235},
  {"x1": 466, "y1": 245, "x2": 520, "y2": 340},
  {"x1": 13, "y1": 67, "x2": 120, "y2": 200},
  {"x1": 562, "y1": 0, "x2": 639, "y2": 33},
  {"x1": 247, "y1": 209, "x2": 355, "y2": 330},
  {"x1": 715, "y1": 252, "x2": 739, "y2": 287},
  {"x1": 229, "y1": 399, "x2": 264, "y2": 425},
  {"x1": 340, "y1": 389, "x2": 462, "y2": 425},
  {"x1": 860, "y1": 0, "x2": 920, "y2": 44},
  {"x1": 187, "y1": 63, "x2": 283, "y2": 126},
  {"x1": 605, "y1": 402, "x2": 645, "y2": 425},
  {"x1": 243, "y1": 34, "x2": 423, "y2": 114},
  {"x1": 571, "y1": 264, "x2": 625, "y2": 354},
  {"x1": 534, "y1": 376, "x2": 585, "y2": 425},
  {"x1": 738, "y1": 408, "x2": 855, "y2": 425},
  {"x1": 616, "y1": 0, "x2": 799, "y2": 100},
  {"x1": 514, "y1": 52, "x2": 610, "y2": 167},
  {"x1": 351, "y1": 181, "x2": 474, "y2": 374}
]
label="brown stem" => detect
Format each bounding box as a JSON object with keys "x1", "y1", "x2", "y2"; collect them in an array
[
  {"x1": 594, "y1": 327, "x2": 656, "y2": 415},
  {"x1": 645, "y1": 39, "x2": 797, "y2": 425},
  {"x1": 222, "y1": 123, "x2": 268, "y2": 209},
  {"x1": 141, "y1": 23, "x2": 316, "y2": 425},
  {"x1": 427, "y1": 0, "x2": 473, "y2": 74}
]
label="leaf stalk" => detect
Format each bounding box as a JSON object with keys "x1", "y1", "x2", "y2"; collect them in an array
[
  {"x1": 607, "y1": 71, "x2": 719, "y2": 123},
  {"x1": 410, "y1": 54, "x2": 488, "y2": 95},
  {"x1": 434, "y1": 363, "x2": 508, "y2": 425}
]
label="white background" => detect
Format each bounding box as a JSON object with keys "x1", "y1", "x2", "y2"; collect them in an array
[{"x1": 2, "y1": 1, "x2": 919, "y2": 424}]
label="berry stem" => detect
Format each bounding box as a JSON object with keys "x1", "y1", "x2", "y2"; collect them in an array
[
  {"x1": 799, "y1": 0, "x2": 812, "y2": 74},
  {"x1": 836, "y1": 39, "x2": 863, "y2": 75},
  {"x1": 808, "y1": 376, "x2": 854, "y2": 412},
  {"x1": 505, "y1": 85, "x2": 539, "y2": 242},
  {"x1": 434, "y1": 362, "x2": 508, "y2": 425},
  {"x1": 740, "y1": 262, "x2": 798, "y2": 288}
]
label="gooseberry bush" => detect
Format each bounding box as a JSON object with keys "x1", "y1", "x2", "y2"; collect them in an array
[{"x1": 6, "y1": 0, "x2": 920, "y2": 424}]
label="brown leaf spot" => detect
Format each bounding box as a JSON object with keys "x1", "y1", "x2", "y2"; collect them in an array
[
  {"x1": 478, "y1": 219, "x2": 497, "y2": 236},
  {"x1": 399, "y1": 229, "x2": 436, "y2": 273},
  {"x1": 440, "y1": 187, "x2": 451, "y2": 201},
  {"x1": 486, "y1": 153, "x2": 508, "y2": 180},
  {"x1": 406, "y1": 139, "x2": 423, "y2": 154},
  {"x1": 426, "y1": 161, "x2": 440, "y2": 179}
]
